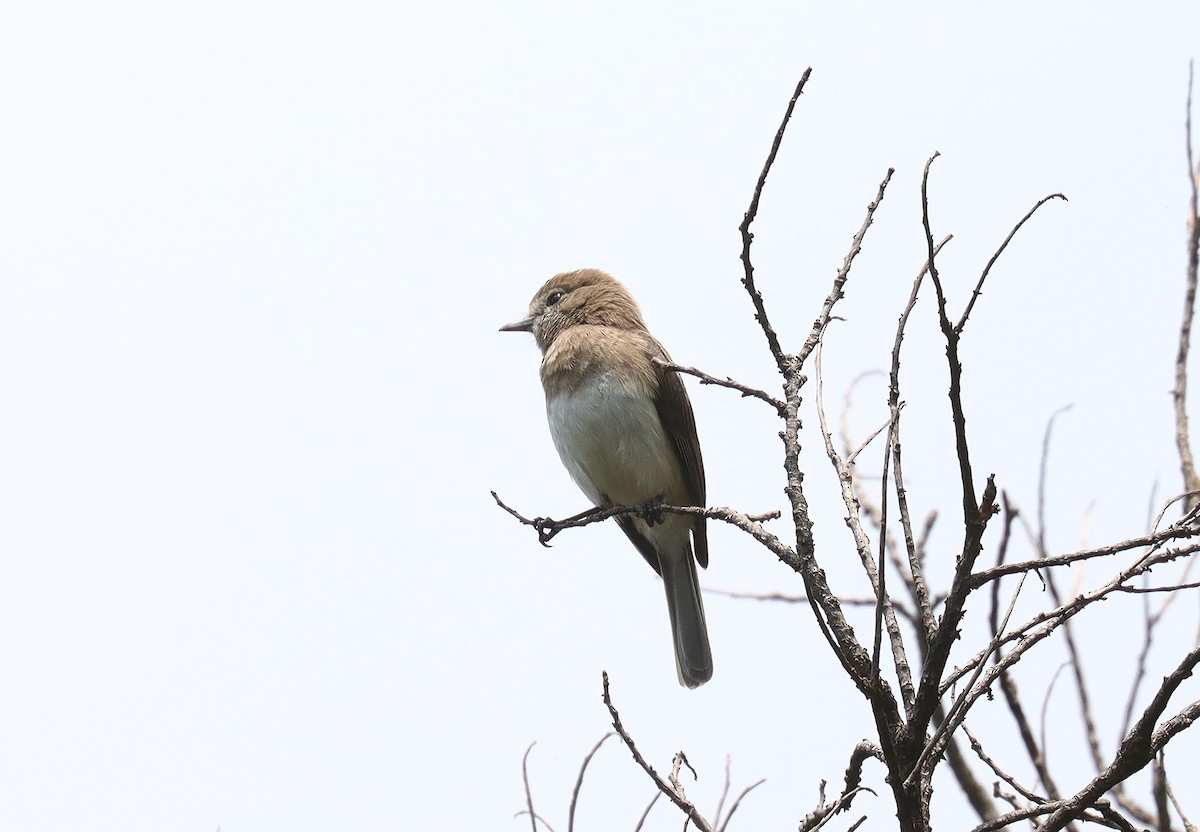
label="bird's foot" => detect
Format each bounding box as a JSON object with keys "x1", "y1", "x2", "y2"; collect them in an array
[{"x1": 637, "y1": 498, "x2": 666, "y2": 526}]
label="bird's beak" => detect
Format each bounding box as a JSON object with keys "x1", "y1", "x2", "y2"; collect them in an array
[{"x1": 499, "y1": 315, "x2": 535, "y2": 333}]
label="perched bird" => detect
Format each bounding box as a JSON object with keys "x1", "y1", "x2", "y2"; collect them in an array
[{"x1": 501, "y1": 268, "x2": 712, "y2": 688}]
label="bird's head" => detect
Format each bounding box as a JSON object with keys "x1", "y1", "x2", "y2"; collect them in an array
[{"x1": 499, "y1": 268, "x2": 647, "y2": 351}]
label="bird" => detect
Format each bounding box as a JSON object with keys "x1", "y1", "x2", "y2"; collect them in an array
[{"x1": 500, "y1": 268, "x2": 712, "y2": 688}]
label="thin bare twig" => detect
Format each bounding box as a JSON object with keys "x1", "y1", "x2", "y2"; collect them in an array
[
  {"x1": 712, "y1": 756, "x2": 733, "y2": 829},
  {"x1": 632, "y1": 792, "x2": 661, "y2": 832},
  {"x1": 796, "y1": 168, "x2": 895, "y2": 368},
  {"x1": 655, "y1": 359, "x2": 787, "y2": 416},
  {"x1": 568, "y1": 733, "x2": 614, "y2": 832},
  {"x1": 956, "y1": 193, "x2": 1067, "y2": 334},
  {"x1": 909, "y1": 151, "x2": 1000, "y2": 768},
  {"x1": 492, "y1": 491, "x2": 782, "y2": 550},
  {"x1": 962, "y1": 723, "x2": 1043, "y2": 805},
  {"x1": 945, "y1": 540, "x2": 1200, "y2": 694},
  {"x1": 797, "y1": 744, "x2": 883, "y2": 832},
  {"x1": 740, "y1": 70, "x2": 812, "y2": 374},
  {"x1": 969, "y1": 524, "x2": 1200, "y2": 588},
  {"x1": 717, "y1": 779, "x2": 766, "y2": 832},
  {"x1": 1032, "y1": 408, "x2": 1107, "y2": 813},
  {"x1": 815, "y1": 326, "x2": 915, "y2": 711},
  {"x1": 513, "y1": 810, "x2": 558, "y2": 832},
  {"x1": 1115, "y1": 580, "x2": 1200, "y2": 593},
  {"x1": 1176, "y1": 60, "x2": 1200, "y2": 513},
  {"x1": 602, "y1": 672, "x2": 715, "y2": 832},
  {"x1": 908, "y1": 570, "x2": 1030, "y2": 782},
  {"x1": 1039, "y1": 647, "x2": 1200, "y2": 832},
  {"x1": 520, "y1": 743, "x2": 555, "y2": 832},
  {"x1": 1161, "y1": 751, "x2": 1198, "y2": 832},
  {"x1": 889, "y1": 234, "x2": 953, "y2": 645}
]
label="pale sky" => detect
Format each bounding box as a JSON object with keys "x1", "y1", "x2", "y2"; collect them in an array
[{"x1": 1, "y1": 2, "x2": 1198, "y2": 830}]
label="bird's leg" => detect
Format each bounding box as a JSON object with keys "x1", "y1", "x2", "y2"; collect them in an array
[{"x1": 637, "y1": 497, "x2": 666, "y2": 527}]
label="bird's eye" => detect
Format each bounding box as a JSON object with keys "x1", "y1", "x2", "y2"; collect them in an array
[{"x1": 546, "y1": 290, "x2": 565, "y2": 306}]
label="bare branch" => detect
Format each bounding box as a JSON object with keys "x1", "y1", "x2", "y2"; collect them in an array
[
  {"x1": 1115, "y1": 579, "x2": 1200, "y2": 593},
  {"x1": 513, "y1": 810, "x2": 559, "y2": 832},
  {"x1": 602, "y1": 672, "x2": 715, "y2": 832},
  {"x1": 796, "y1": 168, "x2": 896, "y2": 368},
  {"x1": 815, "y1": 325, "x2": 915, "y2": 711},
  {"x1": 889, "y1": 234, "x2": 953, "y2": 643},
  {"x1": 1162, "y1": 751, "x2": 1199, "y2": 832},
  {"x1": 1176, "y1": 60, "x2": 1200, "y2": 513},
  {"x1": 712, "y1": 756, "x2": 733, "y2": 830},
  {"x1": 797, "y1": 744, "x2": 883, "y2": 832},
  {"x1": 492, "y1": 491, "x2": 783, "y2": 551},
  {"x1": 938, "y1": 724, "x2": 998, "y2": 823},
  {"x1": 568, "y1": 733, "x2": 615, "y2": 832},
  {"x1": 717, "y1": 779, "x2": 766, "y2": 832},
  {"x1": 962, "y1": 722, "x2": 1043, "y2": 805},
  {"x1": 1039, "y1": 647, "x2": 1200, "y2": 832},
  {"x1": 632, "y1": 792, "x2": 661, "y2": 832},
  {"x1": 956, "y1": 192, "x2": 1067, "y2": 334},
  {"x1": 655, "y1": 358, "x2": 787, "y2": 416},
  {"x1": 740, "y1": 70, "x2": 812, "y2": 374},
  {"x1": 945, "y1": 541, "x2": 1199, "y2": 694},
  {"x1": 520, "y1": 743, "x2": 556, "y2": 832},
  {"x1": 907, "y1": 570, "x2": 1030, "y2": 782},
  {"x1": 969, "y1": 524, "x2": 1200, "y2": 588},
  {"x1": 909, "y1": 152, "x2": 1002, "y2": 752}
]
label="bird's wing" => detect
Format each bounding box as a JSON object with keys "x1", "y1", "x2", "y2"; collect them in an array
[{"x1": 651, "y1": 342, "x2": 709, "y2": 569}]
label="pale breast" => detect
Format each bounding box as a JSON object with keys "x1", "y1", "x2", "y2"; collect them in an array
[{"x1": 546, "y1": 372, "x2": 686, "y2": 509}]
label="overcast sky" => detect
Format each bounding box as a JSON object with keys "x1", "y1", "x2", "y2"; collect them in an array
[{"x1": 1, "y1": 2, "x2": 1199, "y2": 830}]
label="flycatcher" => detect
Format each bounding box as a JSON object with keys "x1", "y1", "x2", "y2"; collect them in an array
[{"x1": 501, "y1": 268, "x2": 712, "y2": 688}]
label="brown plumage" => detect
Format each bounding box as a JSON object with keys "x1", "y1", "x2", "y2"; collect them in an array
[{"x1": 501, "y1": 268, "x2": 712, "y2": 687}]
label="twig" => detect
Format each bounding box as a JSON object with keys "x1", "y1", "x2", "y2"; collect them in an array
[
  {"x1": 1176, "y1": 60, "x2": 1200, "y2": 513},
  {"x1": 956, "y1": 193, "x2": 1067, "y2": 334},
  {"x1": 971, "y1": 799, "x2": 1135, "y2": 832},
  {"x1": 962, "y1": 723, "x2": 1043, "y2": 805},
  {"x1": 654, "y1": 358, "x2": 787, "y2": 416},
  {"x1": 797, "y1": 744, "x2": 883, "y2": 832},
  {"x1": 842, "y1": 741, "x2": 884, "y2": 806},
  {"x1": 717, "y1": 779, "x2": 766, "y2": 832},
  {"x1": 568, "y1": 733, "x2": 614, "y2": 832},
  {"x1": 1115, "y1": 580, "x2": 1200, "y2": 593},
  {"x1": 938, "y1": 722, "x2": 998, "y2": 824},
  {"x1": 909, "y1": 151, "x2": 1001, "y2": 761},
  {"x1": 712, "y1": 756, "x2": 732, "y2": 830},
  {"x1": 945, "y1": 540, "x2": 1200, "y2": 693},
  {"x1": 632, "y1": 792, "x2": 661, "y2": 832},
  {"x1": 796, "y1": 168, "x2": 895, "y2": 369},
  {"x1": 521, "y1": 743, "x2": 553, "y2": 832},
  {"x1": 1038, "y1": 647, "x2": 1200, "y2": 832},
  {"x1": 513, "y1": 810, "x2": 558, "y2": 832},
  {"x1": 492, "y1": 491, "x2": 782, "y2": 550},
  {"x1": 889, "y1": 235, "x2": 953, "y2": 644},
  {"x1": 739, "y1": 70, "x2": 812, "y2": 374},
  {"x1": 969, "y1": 524, "x2": 1200, "y2": 588},
  {"x1": 705, "y1": 588, "x2": 918, "y2": 626},
  {"x1": 1153, "y1": 754, "x2": 1170, "y2": 832},
  {"x1": 815, "y1": 325, "x2": 915, "y2": 711},
  {"x1": 907, "y1": 570, "x2": 1030, "y2": 783},
  {"x1": 996, "y1": 653, "x2": 1064, "y2": 802},
  {"x1": 602, "y1": 672, "x2": 715, "y2": 832},
  {"x1": 1161, "y1": 751, "x2": 1198, "y2": 832},
  {"x1": 1037, "y1": 661, "x2": 1071, "y2": 788},
  {"x1": 847, "y1": 408, "x2": 893, "y2": 466},
  {"x1": 1033, "y1": 408, "x2": 1107, "y2": 807}
]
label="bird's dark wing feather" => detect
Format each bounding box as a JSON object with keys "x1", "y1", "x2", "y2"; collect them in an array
[
  {"x1": 615, "y1": 515, "x2": 664, "y2": 575},
  {"x1": 651, "y1": 343, "x2": 708, "y2": 568}
]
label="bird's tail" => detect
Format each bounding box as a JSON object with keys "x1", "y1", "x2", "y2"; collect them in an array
[{"x1": 659, "y1": 548, "x2": 713, "y2": 688}]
